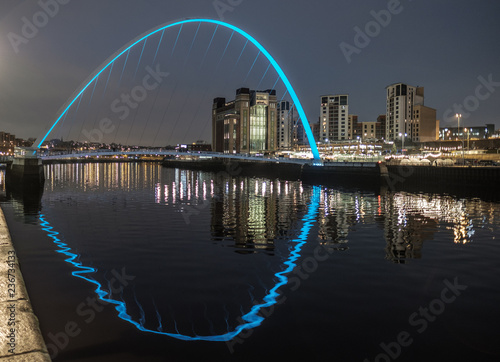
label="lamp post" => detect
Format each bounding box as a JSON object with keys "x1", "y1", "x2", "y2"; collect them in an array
[
  {"x1": 465, "y1": 128, "x2": 470, "y2": 151},
  {"x1": 398, "y1": 132, "x2": 404, "y2": 155},
  {"x1": 456, "y1": 114, "x2": 464, "y2": 164}
]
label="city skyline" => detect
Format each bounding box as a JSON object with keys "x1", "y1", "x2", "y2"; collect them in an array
[{"x1": 0, "y1": 0, "x2": 499, "y2": 145}]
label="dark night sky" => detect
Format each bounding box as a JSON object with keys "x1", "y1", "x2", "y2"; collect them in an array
[{"x1": 0, "y1": 0, "x2": 499, "y2": 145}]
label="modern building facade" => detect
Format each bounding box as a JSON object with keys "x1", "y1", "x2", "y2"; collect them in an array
[
  {"x1": 361, "y1": 122, "x2": 377, "y2": 140},
  {"x1": 386, "y1": 83, "x2": 424, "y2": 140},
  {"x1": 0, "y1": 132, "x2": 16, "y2": 146},
  {"x1": 277, "y1": 101, "x2": 294, "y2": 150},
  {"x1": 410, "y1": 105, "x2": 439, "y2": 142},
  {"x1": 294, "y1": 120, "x2": 308, "y2": 147},
  {"x1": 320, "y1": 94, "x2": 349, "y2": 142},
  {"x1": 350, "y1": 115, "x2": 360, "y2": 140},
  {"x1": 376, "y1": 115, "x2": 386, "y2": 140},
  {"x1": 351, "y1": 115, "x2": 385, "y2": 141},
  {"x1": 212, "y1": 88, "x2": 277, "y2": 154},
  {"x1": 386, "y1": 83, "x2": 438, "y2": 142},
  {"x1": 311, "y1": 121, "x2": 321, "y2": 145}
]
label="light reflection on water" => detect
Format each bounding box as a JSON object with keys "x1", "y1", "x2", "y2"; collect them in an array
[
  {"x1": 1, "y1": 163, "x2": 499, "y2": 359},
  {"x1": 2, "y1": 163, "x2": 498, "y2": 260}
]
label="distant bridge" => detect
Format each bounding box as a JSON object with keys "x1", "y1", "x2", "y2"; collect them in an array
[
  {"x1": 41, "y1": 150, "x2": 316, "y2": 165},
  {"x1": 0, "y1": 156, "x2": 13, "y2": 165}
]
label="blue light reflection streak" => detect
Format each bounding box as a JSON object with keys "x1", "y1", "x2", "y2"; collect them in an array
[{"x1": 38, "y1": 186, "x2": 320, "y2": 341}]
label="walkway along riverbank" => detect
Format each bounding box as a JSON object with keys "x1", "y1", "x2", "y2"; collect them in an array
[{"x1": 0, "y1": 207, "x2": 50, "y2": 361}]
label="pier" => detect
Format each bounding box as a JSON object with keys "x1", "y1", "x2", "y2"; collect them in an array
[{"x1": 4, "y1": 148, "x2": 44, "y2": 193}]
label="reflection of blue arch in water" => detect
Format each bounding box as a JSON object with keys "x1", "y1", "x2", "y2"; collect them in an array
[
  {"x1": 38, "y1": 186, "x2": 320, "y2": 341},
  {"x1": 34, "y1": 19, "x2": 320, "y2": 160}
]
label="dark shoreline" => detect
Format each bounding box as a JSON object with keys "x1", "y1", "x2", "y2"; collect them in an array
[
  {"x1": 161, "y1": 158, "x2": 500, "y2": 201},
  {"x1": 7, "y1": 157, "x2": 497, "y2": 201}
]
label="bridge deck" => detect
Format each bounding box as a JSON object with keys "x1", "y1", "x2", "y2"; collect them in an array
[
  {"x1": 40, "y1": 150, "x2": 316, "y2": 165},
  {"x1": 0, "y1": 156, "x2": 13, "y2": 165}
]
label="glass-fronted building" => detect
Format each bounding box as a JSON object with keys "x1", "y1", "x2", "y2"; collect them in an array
[{"x1": 212, "y1": 88, "x2": 277, "y2": 154}]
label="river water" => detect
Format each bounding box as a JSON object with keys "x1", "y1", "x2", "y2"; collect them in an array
[{"x1": 1, "y1": 162, "x2": 499, "y2": 361}]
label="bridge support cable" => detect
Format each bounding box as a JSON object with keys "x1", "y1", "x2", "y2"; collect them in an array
[
  {"x1": 183, "y1": 25, "x2": 226, "y2": 142},
  {"x1": 242, "y1": 51, "x2": 260, "y2": 84},
  {"x1": 233, "y1": 39, "x2": 248, "y2": 70},
  {"x1": 83, "y1": 76, "x2": 102, "y2": 139},
  {"x1": 133, "y1": 39, "x2": 148, "y2": 81},
  {"x1": 194, "y1": 30, "x2": 237, "y2": 142},
  {"x1": 215, "y1": 31, "x2": 234, "y2": 71},
  {"x1": 199, "y1": 25, "x2": 219, "y2": 69},
  {"x1": 152, "y1": 82, "x2": 178, "y2": 147},
  {"x1": 65, "y1": 94, "x2": 83, "y2": 143},
  {"x1": 56, "y1": 112, "x2": 68, "y2": 140},
  {"x1": 152, "y1": 29, "x2": 165, "y2": 65},
  {"x1": 184, "y1": 22, "x2": 201, "y2": 67},
  {"x1": 167, "y1": 22, "x2": 214, "y2": 145},
  {"x1": 280, "y1": 89, "x2": 289, "y2": 103},
  {"x1": 118, "y1": 49, "x2": 130, "y2": 86},
  {"x1": 171, "y1": 24, "x2": 183, "y2": 56},
  {"x1": 272, "y1": 75, "x2": 280, "y2": 90},
  {"x1": 102, "y1": 62, "x2": 114, "y2": 97},
  {"x1": 256, "y1": 63, "x2": 272, "y2": 90},
  {"x1": 139, "y1": 77, "x2": 166, "y2": 147},
  {"x1": 124, "y1": 96, "x2": 144, "y2": 147}
]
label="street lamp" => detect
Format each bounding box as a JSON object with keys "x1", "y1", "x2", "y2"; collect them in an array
[
  {"x1": 456, "y1": 113, "x2": 461, "y2": 140},
  {"x1": 399, "y1": 132, "x2": 407, "y2": 155},
  {"x1": 464, "y1": 128, "x2": 470, "y2": 151},
  {"x1": 456, "y1": 114, "x2": 464, "y2": 163}
]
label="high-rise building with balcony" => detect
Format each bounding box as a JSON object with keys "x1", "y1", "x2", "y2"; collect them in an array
[
  {"x1": 319, "y1": 94, "x2": 349, "y2": 142},
  {"x1": 386, "y1": 83, "x2": 438, "y2": 142},
  {"x1": 385, "y1": 83, "x2": 424, "y2": 141},
  {"x1": 277, "y1": 101, "x2": 294, "y2": 150}
]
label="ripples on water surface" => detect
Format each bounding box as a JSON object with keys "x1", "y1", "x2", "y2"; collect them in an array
[{"x1": 1, "y1": 163, "x2": 499, "y2": 361}]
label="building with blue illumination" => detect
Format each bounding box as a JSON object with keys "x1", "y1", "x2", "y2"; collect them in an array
[{"x1": 212, "y1": 88, "x2": 277, "y2": 154}]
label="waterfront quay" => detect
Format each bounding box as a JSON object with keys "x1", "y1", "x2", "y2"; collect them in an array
[
  {"x1": 161, "y1": 156, "x2": 500, "y2": 189},
  {"x1": 2, "y1": 160, "x2": 500, "y2": 361},
  {"x1": 0, "y1": 208, "x2": 50, "y2": 361}
]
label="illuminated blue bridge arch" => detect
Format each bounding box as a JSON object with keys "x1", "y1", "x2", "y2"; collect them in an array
[{"x1": 34, "y1": 18, "x2": 320, "y2": 160}]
